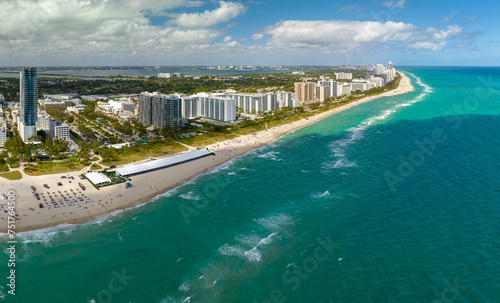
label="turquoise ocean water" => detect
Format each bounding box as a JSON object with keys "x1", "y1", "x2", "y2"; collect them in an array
[{"x1": 1, "y1": 67, "x2": 500, "y2": 302}]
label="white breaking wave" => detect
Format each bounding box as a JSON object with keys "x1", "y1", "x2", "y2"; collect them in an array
[
  {"x1": 254, "y1": 213, "x2": 292, "y2": 230},
  {"x1": 312, "y1": 190, "x2": 331, "y2": 199},
  {"x1": 322, "y1": 73, "x2": 433, "y2": 173},
  {"x1": 178, "y1": 281, "x2": 191, "y2": 293},
  {"x1": 257, "y1": 150, "x2": 284, "y2": 161},
  {"x1": 235, "y1": 234, "x2": 262, "y2": 247},
  {"x1": 179, "y1": 191, "x2": 202, "y2": 201},
  {"x1": 218, "y1": 243, "x2": 245, "y2": 257},
  {"x1": 5, "y1": 223, "x2": 76, "y2": 245},
  {"x1": 243, "y1": 232, "x2": 277, "y2": 262}
]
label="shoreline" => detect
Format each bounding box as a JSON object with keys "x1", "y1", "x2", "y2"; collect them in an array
[{"x1": 0, "y1": 72, "x2": 414, "y2": 233}]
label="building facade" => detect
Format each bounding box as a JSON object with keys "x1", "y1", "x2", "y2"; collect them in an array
[
  {"x1": 184, "y1": 95, "x2": 236, "y2": 122},
  {"x1": 227, "y1": 93, "x2": 279, "y2": 114},
  {"x1": 315, "y1": 86, "x2": 331, "y2": 102},
  {"x1": 335, "y1": 72, "x2": 352, "y2": 80},
  {"x1": 49, "y1": 120, "x2": 70, "y2": 140},
  {"x1": 0, "y1": 120, "x2": 6, "y2": 147},
  {"x1": 139, "y1": 92, "x2": 183, "y2": 128},
  {"x1": 294, "y1": 82, "x2": 315, "y2": 103},
  {"x1": 19, "y1": 67, "x2": 38, "y2": 142}
]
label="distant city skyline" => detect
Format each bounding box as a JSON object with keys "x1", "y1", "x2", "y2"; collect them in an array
[{"x1": 0, "y1": 0, "x2": 497, "y2": 66}]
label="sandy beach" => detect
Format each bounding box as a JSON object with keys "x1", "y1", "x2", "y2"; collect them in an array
[{"x1": 0, "y1": 72, "x2": 414, "y2": 233}]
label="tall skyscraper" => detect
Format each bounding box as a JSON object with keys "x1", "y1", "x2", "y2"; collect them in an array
[
  {"x1": 138, "y1": 92, "x2": 182, "y2": 128},
  {"x1": 387, "y1": 61, "x2": 393, "y2": 70},
  {"x1": 294, "y1": 81, "x2": 315, "y2": 103},
  {"x1": 374, "y1": 64, "x2": 385, "y2": 76},
  {"x1": 19, "y1": 67, "x2": 38, "y2": 142}
]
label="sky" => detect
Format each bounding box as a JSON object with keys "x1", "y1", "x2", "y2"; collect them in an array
[{"x1": 0, "y1": 0, "x2": 498, "y2": 66}]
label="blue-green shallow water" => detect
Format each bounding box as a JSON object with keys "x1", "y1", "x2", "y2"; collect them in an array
[{"x1": 1, "y1": 67, "x2": 500, "y2": 302}]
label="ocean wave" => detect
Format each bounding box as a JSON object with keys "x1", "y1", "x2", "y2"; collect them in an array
[
  {"x1": 178, "y1": 281, "x2": 191, "y2": 293},
  {"x1": 312, "y1": 190, "x2": 331, "y2": 198},
  {"x1": 179, "y1": 191, "x2": 202, "y2": 201},
  {"x1": 257, "y1": 151, "x2": 284, "y2": 162},
  {"x1": 4, "y1": 223, "x2": 76, "y2": 245},
  {"x1": 243, "y1": 232, "x2": 277, "y2": 262},
  {"x1": 218, "y1": 243, "x2": 245, "y2": 257},
  {"x1": 324, "y1": 73, "x2": 432, "y2": 170},
  {"x1": 254, "y1": 213, "x2": 292, "y2": 230},
  {"x1": 244, "y1": 247, "x2": 262, "y2": 262},
  {"x1": 235, "y1": 234, "x2": 262, "y2": 247},
  {"x1": 321, "y1": 159, "x2": 358, "y2": 173},
  {"x1": 227, "y1": 172, "x2": 237, "y2": 176}
]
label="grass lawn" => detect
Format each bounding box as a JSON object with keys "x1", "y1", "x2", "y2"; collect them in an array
[
  {"x1": 0, "y1": 171, "x2": 23, "y2": 180},
  {"x1": 146, "y1": 143, "x2": 189, "y2": 158},
  {"x1": 90, "y1": 163, "x2": 102, "y2": 170},
  {"x1": 24, "y1": 161, "x2": 87, "y2": 176},
  {"x1": 100, "y1": 152, "x2": 148, "y2": 167}
]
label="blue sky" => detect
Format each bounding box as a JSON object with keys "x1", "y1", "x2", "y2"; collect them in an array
[{"x1": 0, "y1": 0, "x2": 497, "y2": 66}]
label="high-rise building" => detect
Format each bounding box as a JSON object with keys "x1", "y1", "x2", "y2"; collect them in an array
[
  {"x1": 183, "y1": 94, "x2": 236, "y2": 122},
  {"x1": 294, "y1": 81, "x2": 315, "y2": 103},
  {"x1": 0, "y1": 120, "x2": 6, "y2": 147},
  {"x1": 374, "y1": 64, "x2": 385, "y2": 76},
  {"x1": 387, "y1": 61, "x2": 393, "y2": 70},
  {"x1": 138, "y1": 92, "x2": 183, "y2": 128},
  {"x1": 315, "y1": 86, "x2": 331, "y2": 102},
  {"x1": 227, "y1": 93, "x2": 280, "y2": 114},
  {"x1": 276, "y1": 91, "x2": 293, "y2": 109},
  {"x1": 19, "y1": 67, "x2": 38, "y2": 142}
]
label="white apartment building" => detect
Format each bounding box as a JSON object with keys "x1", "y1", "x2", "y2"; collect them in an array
[
  {"x1": 336, "y1": 72, "x2": 352, "y2": 80},
  {"x1": 276, "y1": 91, "x2": 294, "y2": 109},
  {"x1": 158, "y1": 73, "x2": 183, "y2": 78},
  {"x1": 315, "y1": 86, "x2": 331, "y2": 102},
  {"x1": 227, "y1": 93, "x2": 280, "y2": 114},
  {"x1": 37, "y1": 113, "x2": 52, "y2": 133},
  {"x1": 374, "y1": 64, "x2": 385, "y2": 75},
  {"x1": 49, "y1": 120, "x2": 70, "y2": 140},
  {"x1": 0, "y1": 120, "x2": 6, "y2": 148},
  {"x1": 183, "y1": 93, "x2": 236, "y2": 122}
]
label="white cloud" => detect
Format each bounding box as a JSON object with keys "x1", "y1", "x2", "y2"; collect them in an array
[
  {"x1": 409, "y1": 41, "x2": 447, "y2": 51},
  {"x1": 0, "y1": 0, "x2": 229, "y2": 64},
  {"x1": 264, "y1": 20, "x2": 416, "y2": 48},
  {"x1": 440, "y1": 11, "x2": 457, "y2": 24},
  {"x1": 432, "y1": 25, "x2": 462, "y2": 41},
  {"x1": 338, "y1": 4, "x2": 362, "y2": 13},
  {"x1": 239, "y1": 37, "x2": 248, "y2": 41},
  {"x1": 251, "y1": 33, "x2": 264, "y2": 40},
  {"x1": 223, "y1": 35, "x2": 232, "y2": 42},
  {"x1": 170, "y1": 1, "x2": 246, "y2": 28},
  {"x1": 381, "y1": 0, "x2": 406, "y2": 8}
]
